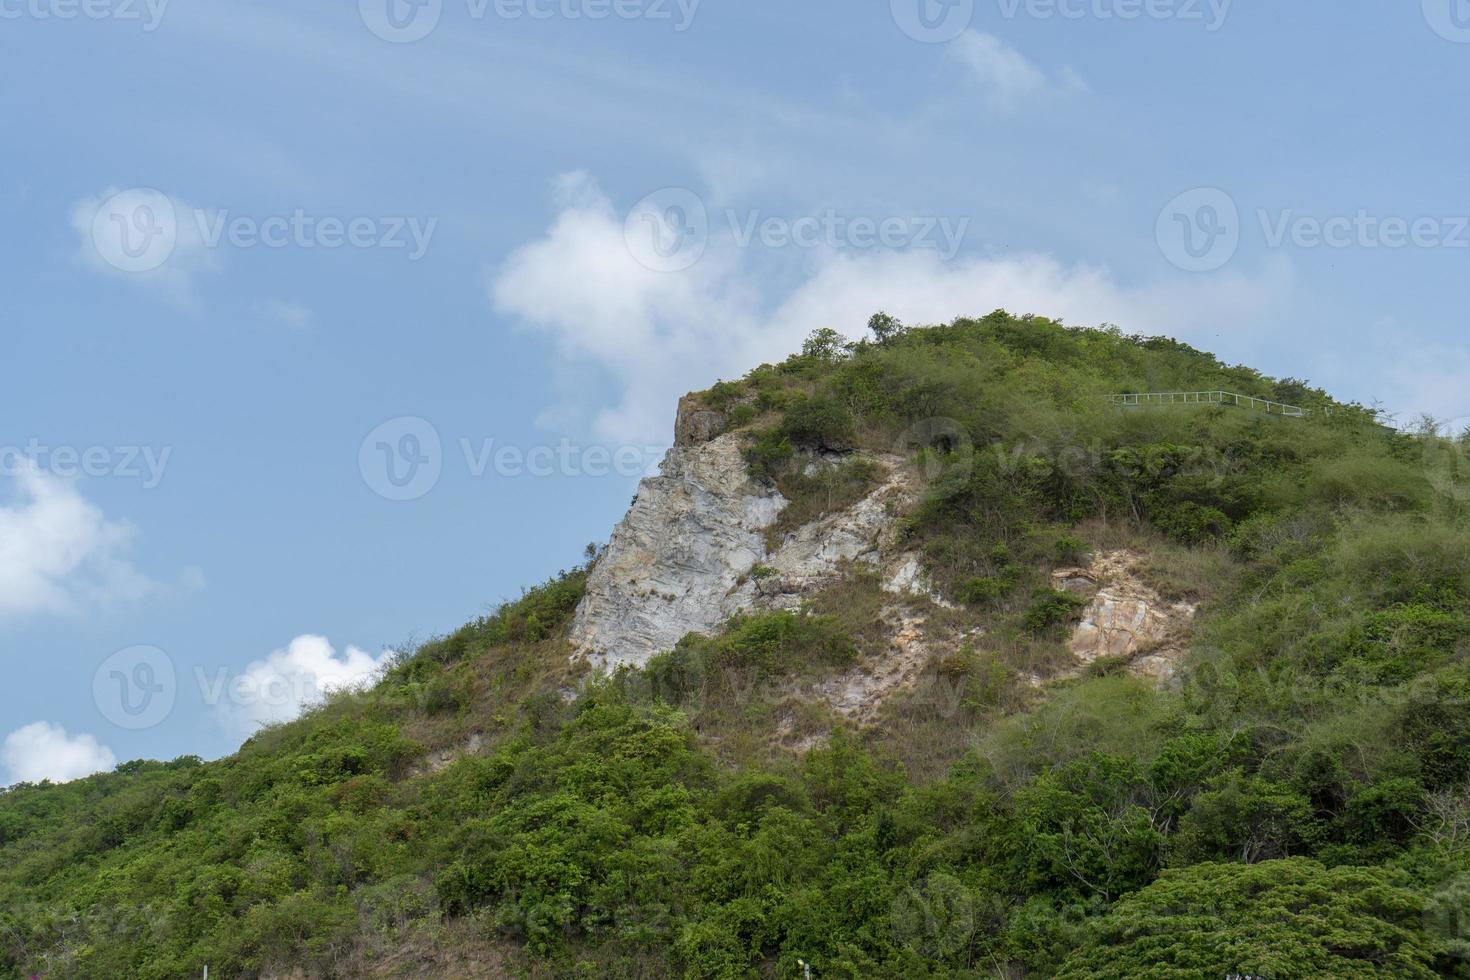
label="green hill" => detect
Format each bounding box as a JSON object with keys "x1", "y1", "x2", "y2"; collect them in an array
[{"x1": 4, "y1": 311, "x2": 1469, "y2": 978}]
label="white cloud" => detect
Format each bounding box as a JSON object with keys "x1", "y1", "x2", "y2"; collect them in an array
[
  {"x1": 490, "y1": 174, "x2": 1292, "y2": 446},
  {"x1": 70, "y1": 187, "x2": 218, "y2": 309},
  {"x1": 0, "y1": 465, "x2": 160, "y2": 619},
  {"x1": 211, "y1": 635, "x2": 393, "y2": 739},
  {"x1": 2, "y1": 722, "x2": 117, "y2": 785},
  {"x1": 946, "y1": 32, "x2": 1086, "y2": 109}
]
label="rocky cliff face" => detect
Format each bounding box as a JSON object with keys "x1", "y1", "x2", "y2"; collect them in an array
[
  {"x1": 569, "y1": 432, "x2": 783, "y2": 672},
  {"x1": 570, "y1": 408, "x2": 932, "y2": 672},
  {"x1": 572, "y1": 399, "x2": 1197, "y2": 694}
]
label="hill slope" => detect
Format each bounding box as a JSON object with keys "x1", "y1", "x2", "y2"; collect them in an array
[{"x1": 4, "y1": 311, "x2": 1470, "y2": 978}]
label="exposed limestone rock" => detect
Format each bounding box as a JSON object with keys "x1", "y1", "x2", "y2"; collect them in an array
[
  {"x1": 571, "y1": 434, "x2": 782, "y2": 673},
  {"x1": 571, "y1": 434, "x2": 930, "y2": 672},
  {"x1": 883, "y1": 556, "x2": 926, "y2": 596},
  {"x1": 883, "y1": 552, "x2": 956, "y2": 608},
  {"x1": 1051, "y1": 549, "x2": 1197, "y2": 684}
]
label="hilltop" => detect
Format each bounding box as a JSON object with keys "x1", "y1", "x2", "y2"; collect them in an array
[{"x1": 3, "y1": 311, "x2": 1469, "y2": 978}]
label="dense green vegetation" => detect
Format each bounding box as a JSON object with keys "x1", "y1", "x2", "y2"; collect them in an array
[{"x1": 4, "y1": 312, "x2": 1470, "y2": 977}]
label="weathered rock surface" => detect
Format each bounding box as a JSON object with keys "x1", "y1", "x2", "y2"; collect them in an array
[
  {"x1": 571, "y1": 433, "x2": 932, "y2": 672},
  {"x1": 570, "y1": 434, "x2": 780, "y2": 672},
  {"x1": 674, "y1": 393, "x2": 727, "y2": 446},
  {"x1": 1051, "y1": 549, "x2": 1197, "y2": 684}
]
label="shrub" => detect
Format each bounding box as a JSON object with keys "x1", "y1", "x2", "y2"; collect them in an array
[
  {"x1": 703, "y1": 612, "x2": 858, "y2": 677},
  {"x1": 727, "y1": 403, "x2": 758, "y2": 428},
  {"x1": 1151, "y1": 500, "x2": 1233, "y2": 545},
  {"x1": 780, "y1": 396, "x2": 855, "y2": 451},
  {"x1": 743, "y1": 429, "x2": 795, "y2": 481},
  {"x1": 957, "y1": 575, "x2": 1015, "y2": 604},
  {"x1": 1022, "y1": 589, "x2": 1089, "y2": 634}
]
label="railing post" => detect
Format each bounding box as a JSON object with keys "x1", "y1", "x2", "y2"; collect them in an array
[{"x1": 1111, "y1": 390, "x2": 1308, "y2": 419}]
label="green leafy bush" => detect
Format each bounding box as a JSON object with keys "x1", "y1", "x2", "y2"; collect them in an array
[
  {"x1": 779, "y1": 395, "x2": 855, "y2": 451},
  {"x1": 1056, "y1": 860, "x2": 1444, "y2": 978},
  {"x1": 1022, "y1": 588, "x2": 1089, "y2": 634}
]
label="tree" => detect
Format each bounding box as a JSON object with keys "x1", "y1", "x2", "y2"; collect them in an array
[
  {"x1": 1170, "y1": 773, "x2": 1319, "y2": 864},
  {"x1": 867, "y1": 311, "x2": 904, "y2": 344},
  {"x1": 801, "y1": 328, "x2": 850, "y2": 363}
]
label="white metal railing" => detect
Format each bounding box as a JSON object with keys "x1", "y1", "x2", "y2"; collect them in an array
[{"x1": 1110, "y1": 391, "x2": 1311, "y2": 417}]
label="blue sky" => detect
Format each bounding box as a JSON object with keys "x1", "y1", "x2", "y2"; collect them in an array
[{"x1": 2, "y1": 0, "x2": 1468, "y2": 781}]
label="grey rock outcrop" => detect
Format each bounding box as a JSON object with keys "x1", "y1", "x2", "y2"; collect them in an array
[
  {"x1": 570, "y1": 434, "x2": 781, "y2": 672},
  {"x1": 570, "y1": 432, "x2": 932, "y2": 672}
]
